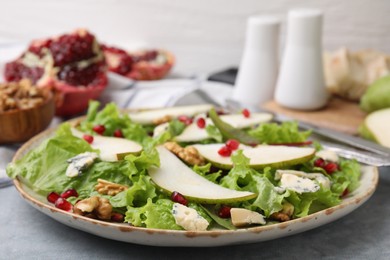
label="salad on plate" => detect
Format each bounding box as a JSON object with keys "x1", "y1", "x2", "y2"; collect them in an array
[{"x1": 7, "y1": 102, "x2": 361, "y2": 232}]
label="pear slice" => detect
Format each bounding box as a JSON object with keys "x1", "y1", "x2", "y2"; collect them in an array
[
  {"x1": 71, "y1": 128, "x2": 143, "y2": 161},
  {"x1": 148, "y1": 146, "x2": 257, "y2": 204},
  {"x1": 360, "y1": 108, "x2": 390, "y2": 148},
  {"x1": 193, "y1": 144, "x2": 315, "y2": 170},
  {"x1": 158, "y1": 113, "x2": 272, "y2": 142},
  {"x1": 128, "y1": 104, "x2": 213, "y2": 125}
]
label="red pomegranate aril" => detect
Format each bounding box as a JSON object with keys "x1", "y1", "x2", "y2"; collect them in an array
[
  {"x1": 61, "y1": 188, "x2": 79, "y2": 199},
  {"x1": 55, "y1": 198, "x2": 73, "y2": 212},
  {"x1": 47, "y1": 192, "x2": 60, "y2": 204},
  {"x1": 226, "y1": 139, "x2": 240, "y2": 151},
  {"x1": 218, "y1": 205, "x2": 231, "y2": 218},
  {"x1": 242, "y1": 108, "x2": 251, "y2": 118},
  {"x1": 171, "y1": 191, "x2": 188, "y2": 206},
  {"x1": 92, "y1": 124, "x2": 106, "y2": 135},
  {"x1": 83, "y1": 134, "x2": 94, "y2": 144},
  {"x1": 111, "y1": 213, "x2": 124, "y2": 222},
  {"x1": 218, "y1": 146, "x2": 232, "y2": 157},
  {"x1": 341, "y1": 188, "x2": 349, "y2": 198},
  {"x1": 196, "y1": 117, "x2": 206, "y2": 129},
  {"x1": 314, "y1": 158, "x2": 325, "y2": 168},
  {"x1": 324, "y1": 162, "x2": 339, "y2": 174},
  {"x1": 113, "y1": 129, "x2": 124, "y2": 138},
  {"x1": 178, "y1": 115, "x2": 193, "y2": 125}
]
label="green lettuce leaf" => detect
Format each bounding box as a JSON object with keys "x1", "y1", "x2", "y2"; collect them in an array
[
  {"x1": 248, "y1": 121, "x2": 311, "y2": 144},
  {"x1": 6, "y1": 123, "x2": 94, "y2": 195},
  {"x1": 125, "y1": 198, "x2": 183, "y2": 230},
  {"x1": 79, "y1": 101, "x2": 151, "y2": 146}
]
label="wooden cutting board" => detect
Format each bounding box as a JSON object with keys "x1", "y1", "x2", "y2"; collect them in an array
[{"x1": 262, "y1": 97, "x2": 367, "y2": 135}]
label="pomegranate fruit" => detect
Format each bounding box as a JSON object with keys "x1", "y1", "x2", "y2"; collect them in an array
[
  {"x1": 242, "y1": 108, "x2": 251, "y2": 118},
  {"x1": 218, "y1": 146, "x2": 232, "y2": 157},
  {"x1": 55, "y1": 198, "x2": 73, "y2": 212},
  {"x1": 218, "y1": 205, "x2": 232, "y2": 218},
  {"x1": 196, "y1": 117, "x2": 206, "y2": 129},
  {"x1": 4, "y1": 29, "x2": 107, "y2": 117},
  {"x1": 171, "y1": 191, "x2": 188, "y2": 206},
  {"x1": 225, "y1": 139, "x2": 240, "y2": 151},
  {"x1": 47, "y1": 192, "x2": 60, "y2": 204},
  {"x1": 83, "y1": 134, "x2": 94, "y2": 144},
  {"x1": 102, "y1": 44, "x2": 174, "y2": 80},
  {"x1": 61, "y1": 188, "x2": 79, "y2": 199},
  {"x1": 113, "y1": 129, "x2": 124, "y2": 138}
]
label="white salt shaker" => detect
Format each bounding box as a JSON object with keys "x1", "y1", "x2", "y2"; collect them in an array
[
  {"x1": 233, "y1": 15, "x2": 280, "y2": 107},
  {"x1": 274, "y1": 9, "x2": 328, "y2": 110}
]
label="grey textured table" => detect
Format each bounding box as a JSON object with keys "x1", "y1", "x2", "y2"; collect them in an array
[{"x1": 0, "y1": 166, "x2": 389, "y2": 259}]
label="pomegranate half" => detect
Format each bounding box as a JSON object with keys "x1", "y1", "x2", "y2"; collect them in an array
[
  {"x1": 4, "y1": 29, "x2": 108, "y2": 117},
  {"x1": 102, "y1": 45, "x2": 174, "y2": 81}
]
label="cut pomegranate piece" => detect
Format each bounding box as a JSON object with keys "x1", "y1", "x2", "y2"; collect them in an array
[
  {"x1": 323, "y1": 162, "x2": 339, "y2": 174},
  {"x1": 341, "y1": 188, "x2": 349, "y2": 197},
  {"x1": 314, "y1": 158, "x2": 326, "y2": 168},
  {"x1": 102, "y1": 44, "x2": 174, "y2": 80},
  {"x1": 226, "y1": 139, "x2": 240, "y2": 151},
  {"x1": 92, "y1": 124, "x2": 106, "y2": 135},
  {"x1": 111, "y1": 213, "x2": 124, "y2": 222},
  {"x1": 4, "y1": 29, "x2": 107, "y2": 117},
  {"x1": 83, "y1": 134, "x2": 94, "y2": 144},
  {"x1": 178, "y1": 115, "x2": 193, "y2": 125},
  {"x1": 242, "y1": 108, "x2": 251, "y2": 118},
  {"x1": 171, "y1": 191, "x2": 188, "y2": 206},
  {"x1": 196, "y1": 117, "x2": 206, "y2": 129},
  {"x1": 218, "y1": 146, "x2": 232, "y2": 157},
  {"x1": 113, "y1": 129, "x2": 124, "y2": 138},
  {"x1": 218, "y1": 205, "x2": 232, "y2": 218},
  {"x1": 47, "y1": 192, "x2": 60, "y2": 204},
  {"x1": 54, "y1": 198, "x2": 73, "y2": 212},
  {"x1": 61, "y1": 189, "x2": 79, "y2": 199}
]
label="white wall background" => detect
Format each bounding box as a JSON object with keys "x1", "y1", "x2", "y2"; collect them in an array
[{"x1": 1, "y1": 0, "x2": 389, "y2": 75}]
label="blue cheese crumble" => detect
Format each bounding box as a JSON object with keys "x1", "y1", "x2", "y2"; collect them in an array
[
  {"x1": 65, "y1": 152, "x2": 98, "y2": 178},
  {"x1": 275, "y1": 170, "x2": 331, "y2": 194},
  {"x1": 172, "y1": 203, "x2": 209, "y2": 231}
]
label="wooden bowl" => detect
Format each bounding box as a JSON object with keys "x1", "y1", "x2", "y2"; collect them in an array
[{"x1": 0, "y1": 92, "x2": 55, "y2": 144}]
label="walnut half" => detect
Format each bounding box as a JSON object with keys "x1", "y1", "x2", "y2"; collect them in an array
[
  {"x1": 164, "y1": 142, "x2": 205, "y2": 166},
  {"x1": 270, "y1": 202, "x2": 294, "y2": 222},
  {"x1": 74, "y1": 196, "x2": 112, "y2": 220},
  {"x1": 95, "y1": 179, "x2": 128, "y2": 196}
]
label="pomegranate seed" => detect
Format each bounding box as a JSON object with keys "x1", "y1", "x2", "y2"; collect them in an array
[
  {"x1": 242, "y1": 108, "x2": 251, "y2": 118},
  {"x1": 92, "y1": 124, "x2": 106, "y2": 135},
  {"x1": 55, "y1": 198, "x2": 73, "y2": 212},
  {"x1": 341, "y1": 188, "x2": 349, "y2": 198},
  {"x1": 324, "y1": 162, "x2": 339, "y2": 174},
  {"x1": 111, "y1": 213, "x2": 124, "y2": 222},
  {"x1": 47, "y1": 192, "x2": 60, "y2": 204},
  {"x1": 314, "y1": 158, "x2": 325, "y2": 168},
  {"x1": 178, "y1": 115, "x2": 193, "y2": 125},
  {"x1": 83, "y1": 134, "x2": 94, "y2": 144},
  {"x1": 218, "y1": 205, "x2": 231, "y2": 218},
  {"x1": 171, "y1": 191, "x2": 188, "y2": 206},
  {"x1": 226, "y1": 139, "x2": 240, "y2": 150},
  {"x1": 113, "y1": 129, "x2": 124, "y2": 138},
  {"x1": 196, "y1": 117, "x2": 206, "y2": 128},
  {"x1": 218, "y1": 146, "x2": 232, "y2": 157},
  {"x1": 61, "y1": 189, "x2": 79, "y2": 199}
]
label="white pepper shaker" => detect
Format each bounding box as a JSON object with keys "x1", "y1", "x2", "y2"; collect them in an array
[
  {"x1": 274, "y1": 9, "x2": 328, "y2": 110},
  {"x1": 233, "y1": 15, "x2": 280, "y2": 107}
]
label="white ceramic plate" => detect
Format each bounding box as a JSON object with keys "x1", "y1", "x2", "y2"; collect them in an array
[{"x1": 12, "y1": 128, "x2": 379, "y2": 247}]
